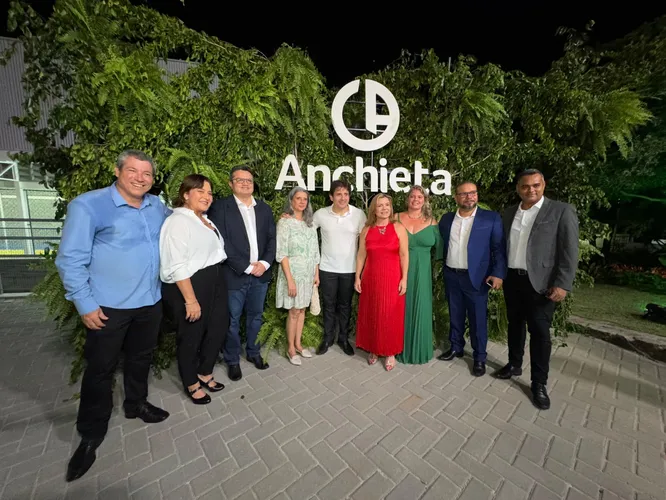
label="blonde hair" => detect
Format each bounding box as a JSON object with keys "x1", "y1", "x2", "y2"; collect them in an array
[
  {"x1": 405, "y1": 185, "x2": 433, "y2": 220},
  {"x1": 366, "y1": 193, "x2": 394, "y2": 227}
]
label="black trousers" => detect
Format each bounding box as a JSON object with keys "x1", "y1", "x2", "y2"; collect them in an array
[
  {"x1": 162, "y1": 264, "x2": 228, "y2": 390},
  {"x1": 504, "y1": 269, "x2": 557, "y2": 385},
  {"x1": 319, "y1": 270, "x2": 355, "y2": 344},
  {"x1": 77, "y1": 302, "x2": 162, "y2": 440}
]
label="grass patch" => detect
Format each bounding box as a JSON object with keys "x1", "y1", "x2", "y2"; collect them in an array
[{"x1": 572, "y1": 284, "x2": 666, "y2": 337}]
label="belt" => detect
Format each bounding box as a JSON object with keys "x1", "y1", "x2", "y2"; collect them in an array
[
  {"x1": 508, "y1": 268, "x2": 528, "y2": 276},
  {"x1": 446, "y1": 266, "x2": 468, "y2": 274}
]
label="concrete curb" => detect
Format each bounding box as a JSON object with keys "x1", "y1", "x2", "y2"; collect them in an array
[{"x1": 568, "y1": 315, "x2": 666, "y2": 364}]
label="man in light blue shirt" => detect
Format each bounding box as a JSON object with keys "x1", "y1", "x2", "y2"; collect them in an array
[{"x1": 55, "y1": 150, "x2": 171, "y2": 482}]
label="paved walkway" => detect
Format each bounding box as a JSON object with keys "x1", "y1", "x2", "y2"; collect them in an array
[{"x1": 0, "y1": 298, "x2": 665, "y2": 500}]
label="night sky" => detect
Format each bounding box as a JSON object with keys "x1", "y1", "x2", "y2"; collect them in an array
[{"x1": 2, "y1": 1, "x2": 666, "y2": 87}]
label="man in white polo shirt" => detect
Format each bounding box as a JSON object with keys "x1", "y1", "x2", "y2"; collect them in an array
[{"x1": 314, "y1": 180, "x2": 367, "y2": 356}]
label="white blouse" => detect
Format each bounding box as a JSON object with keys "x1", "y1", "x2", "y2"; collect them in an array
[{"x1": 159, "y1": 207, "x2": 227, "y2": 283}]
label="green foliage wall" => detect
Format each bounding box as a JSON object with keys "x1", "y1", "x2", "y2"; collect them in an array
[{"x1": 4, "y1": 0, "x2": 660, "y2": 381}]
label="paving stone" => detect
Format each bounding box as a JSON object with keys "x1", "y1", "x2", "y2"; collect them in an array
[
  {"x1": 395, "y1": 446, "x2": 438, "y2": 485},
  {"x1": 311, "y1": 440, "x2": 346, "y2": 477},
  {"x1": 495, "y1": 480, "x2": 529, "y2": 500},
  {"x1": 337, "y1": 442, "x2": 377, "y2": 480},
  {"x1": 282, "y1": 437, "x2": 316, "y2": 472},
  {"x1": 385, "y1": 472, "x2": 427, "y2": 500},
  {"x1": 285, "y1": 465, "x2": 330, "y2": 500},
  {"x1": 317, "y1": 468, "x2": 362, "y2": 500},
  {"x1": 159, "y1": 456, "x2": 208, "y2": 495},
  {"x1": 543, "y1": 457, "x2": 600, "y2": 499},
  {"x1": 406, "y1": 427, "x2": 439, "y2": 456},
  {"x1": 421, "y1": 474, "x2": 461, "y2": 500},
  {"x1": 254, "y1": 437, "x2": 287, "y2": 471},
  {"x1": 350, "y1": 470, "x2": 393, "y2": 500},
  {"x1": 519, "y1": 435, "x2": 549, "y2": 465},
  {"x1": 220, "y1": 460, "x2": 268, "y2": 499},
  {"x1": 252, "y1": 461, "x2": 299, "y2": 500}
]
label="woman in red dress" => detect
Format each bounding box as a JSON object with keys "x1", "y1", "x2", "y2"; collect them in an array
[{"x1": 354, "y1": 194, "x2": 409, "y2": 371}]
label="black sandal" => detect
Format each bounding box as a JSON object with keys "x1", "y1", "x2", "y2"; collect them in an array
[
  {"x1": 198, "y1": 376, "x2": 225, "y2": 393},
  {"x1": 187, "y1": 384, "x2": 211, "y2": 405}
]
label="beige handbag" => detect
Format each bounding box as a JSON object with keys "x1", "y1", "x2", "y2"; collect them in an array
[{"x1": 310, "y1": 284, "x2": 321, "y2": 316}]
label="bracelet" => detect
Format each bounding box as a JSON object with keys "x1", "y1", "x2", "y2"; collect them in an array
[{"x1": 185, "y1": 300, "x2": 198, "y2": 306}]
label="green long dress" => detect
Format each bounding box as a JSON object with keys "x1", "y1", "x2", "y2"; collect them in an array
[{"x1": 397, "y1": 222, "x2": 443, "y2": 364}]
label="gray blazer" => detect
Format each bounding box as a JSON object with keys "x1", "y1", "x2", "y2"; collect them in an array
[{"x1": 502, "y1": 197, "x2": 579, "y2": 293}]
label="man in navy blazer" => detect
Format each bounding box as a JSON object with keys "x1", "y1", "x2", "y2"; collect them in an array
[
  {"x1": 437, "y1": 182, "x2": 507, "y2": 376},
  {"x1": 207, "y1": 165, "x2": 276, "y2": 382}
]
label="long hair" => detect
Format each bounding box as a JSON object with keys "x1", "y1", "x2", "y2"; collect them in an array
[
  {"x1": 283, "y1": 186, "x2": 314, "y2": 226},
  {"x1": 366, "y1": 193, "x2": 394, "y2": 227},
  {"x1": 405, "y1": 185, "x2": 433, "y2": 220},
  {"x1": 174, "y1": 174, "x2": 212, "y2": 208}
]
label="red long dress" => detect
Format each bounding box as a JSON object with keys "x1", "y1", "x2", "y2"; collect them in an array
[{"x1": 355, "y1": 223, "x2": 405, "y2": 356}]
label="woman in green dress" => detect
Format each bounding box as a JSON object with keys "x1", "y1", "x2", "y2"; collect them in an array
[
  {"x1": 395, "y1": 185, "x2": 443, "y2": 364},
  {"x1": 276, "y1": 187, "x2": 320, "y2": 366}
]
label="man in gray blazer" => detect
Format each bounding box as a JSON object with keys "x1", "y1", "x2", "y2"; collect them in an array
[{"x1": 494, "y1": 169, "x2": 579, "y2": 410}]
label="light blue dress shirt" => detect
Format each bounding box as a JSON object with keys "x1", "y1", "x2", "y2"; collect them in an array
[{"x1": 55, "y1": 182, "x2": 171, "y2": 315}]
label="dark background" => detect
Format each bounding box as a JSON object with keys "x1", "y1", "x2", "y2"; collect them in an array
[{"x1": 2, "y1": 1, "x2": 666, "y2": 86}]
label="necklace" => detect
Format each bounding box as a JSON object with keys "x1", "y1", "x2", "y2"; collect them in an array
[
  {"x1": 377, "y1": 225, "x2": 388, "y2": 235},
  {"x1": 407, "y1": 212, "x2": 423, "y2": 219}
]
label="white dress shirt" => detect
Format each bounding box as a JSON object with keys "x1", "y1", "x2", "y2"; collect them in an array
[
  {"x1": 160, "y1": 207, "x2": 227, "y2": 283},
  {"x1": 313, "y1": 205, "x2": 367, "y2": 273},
  {"x1": 233, "y1": 195, "x2": 271, "y2": 274},
  {"x1": 508, "y1": 196, "x2": 545, "y2": 270},
  {"x1": 446, "y1": 207, "x2": 477, "y2": 269}
]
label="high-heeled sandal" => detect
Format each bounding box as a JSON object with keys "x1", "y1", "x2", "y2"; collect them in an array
[
  {"x1": 198, "y1": 375, "x2": 225, "y2": 392},
  {"x1": 368, "y1": 354, "x2": 378, "y2": 365},
  {"x1": 187, "y1": 385, "x2": 211, "y2": 405},
  {"x1": 385, "y1": 356, "x2": 396, "y2": 372}
]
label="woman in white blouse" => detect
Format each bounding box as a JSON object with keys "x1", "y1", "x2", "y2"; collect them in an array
[{"x1": 160, "y1": 174, "x2": 228, "y2": 405}]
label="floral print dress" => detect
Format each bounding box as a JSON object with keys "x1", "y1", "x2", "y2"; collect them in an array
[{"x1": 275, "y1": 218, "x2": 320, "y2": 309}]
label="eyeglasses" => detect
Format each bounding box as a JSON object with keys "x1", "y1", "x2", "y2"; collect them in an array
[
  {"x1": 232, "y1": 178, "x2": 254, "y2": 185},
  {"x1": 456, "y1": 190, "x2": 477, "y2": 197}
]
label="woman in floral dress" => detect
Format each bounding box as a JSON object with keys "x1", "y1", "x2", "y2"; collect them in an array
[{"x1": 276, "y1": 187, "x2": 320, "y2": 365}]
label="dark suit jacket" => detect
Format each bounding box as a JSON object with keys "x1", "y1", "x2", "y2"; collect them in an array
[
  {"x1": 502, "y1": 197, "x2": 579, "y2": 293},
  {"x1": 207, "y1": 195, "x2": 276, "y2": 290},
  {"x1": 439, "y1": 207, "x2": 507, "y2": 290}
]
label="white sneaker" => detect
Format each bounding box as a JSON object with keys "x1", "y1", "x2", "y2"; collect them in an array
[{"x1": 288, "y1": 354, "x2": 302, "y2": 366}]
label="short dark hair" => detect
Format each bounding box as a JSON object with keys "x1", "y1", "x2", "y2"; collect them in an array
[
  {"x1": 455, "y1": 181, "x2": 477, "y2": 194},
  {"x1": 117, "y1": 149, "x2": 155, "y2": 174},
  {"x1": 174, "y1": 174, "x2": 212, "y2": 208},
  {"x1": 229, "y1": 165, "x2": 254, "y2": 180},
  {"x1": 516, "y1": 169, "x2": 544, "y2": 183},
  {"x1": 330, "y1": 179, "x2": 351, "y2": 196}
]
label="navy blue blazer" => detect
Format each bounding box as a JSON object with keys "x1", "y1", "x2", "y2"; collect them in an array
[
  {"x1": 207, "y1": 195, "x2": 276, "y2": 289},
  {"x1": 438, "y1": 207, "x2": 507, "y2": 290}
]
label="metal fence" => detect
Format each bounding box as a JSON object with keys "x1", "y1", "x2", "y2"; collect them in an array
[{"x1": 0, "y1": 218, "x2": 61, "y2": 294}]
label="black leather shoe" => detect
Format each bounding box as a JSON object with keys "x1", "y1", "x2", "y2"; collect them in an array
[
  {"x1": 494, "y1": 363, "x2": 523, "y2": 379},
  {"x1": 228, "y1": 364, "x2": 242, "y2": 381},
  {"x1": 246, "y1": 355, "x2": 269, "y2": 370},
  {"x1": 338, "y1": 340, "x2": 355, "y2": 356},
  {"x1": 198, "y1": 376, "x2": 225, "y2": 393},
  {"x1": 66, "y1": 438, "x2": 103, "y2": 482},
  {"x1": 125, "y1": 401, "x2": 170, "y2": 423},
  {"x1": 186, "y1": 385, "x2": 211, "y2": 405},
  {"x1": 473, "y1": 362, "x2": 486, "y2": 377},
  {"x1": 437, "y1": 349, "x2": 463, "y2": 361},
  {"x1": 316, "y1": 339, "x2": 330, "y2": 355},
  {"x1": 531, "y1": 383, "x2": 551, "y2": 410}
]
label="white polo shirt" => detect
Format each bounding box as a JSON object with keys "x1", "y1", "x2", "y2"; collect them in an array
[{"x1": 313, "y1": 205, "x2": 366, "y2": 273}]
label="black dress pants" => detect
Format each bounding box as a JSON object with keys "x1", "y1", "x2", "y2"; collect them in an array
[
  {"x1": 504, "y1": 269, "x2": 557, "y2": 385},
  {"x1": 77, "y1": 301, "x2": 162, "y2": 440},
  {"x1": 319, "y1": 270, "x2": 355, "y2": 344},
  {"x1": 162, "y1": 264, "x2": 228, "y2": 390}
]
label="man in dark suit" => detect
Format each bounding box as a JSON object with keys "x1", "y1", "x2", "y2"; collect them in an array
[
  {"x1": 494, "y1": 169, "x2": 579, "y2": 410},
  {"x1": 438, "y1": 182, "x2": 507, "y2": 376},
  {"x1": 207, "y1": 165, "x2": 276, "y2": 381}
]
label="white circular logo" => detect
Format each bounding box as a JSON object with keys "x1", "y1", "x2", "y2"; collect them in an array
[{"x1": 331, "y1": 79, "x2": 400, "y2": 152}]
